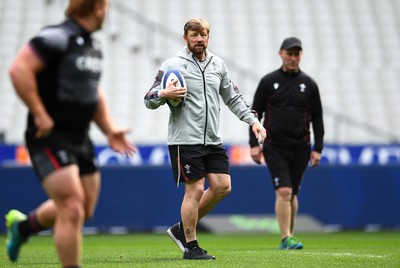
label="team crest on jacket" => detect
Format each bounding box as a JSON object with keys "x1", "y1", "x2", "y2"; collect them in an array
[
  {"x1": 273, "y1": 83, "x2": 279, "y2": 90},
  {"x1": 299, "y1": 83, "x2": 306, "y2": 92}
]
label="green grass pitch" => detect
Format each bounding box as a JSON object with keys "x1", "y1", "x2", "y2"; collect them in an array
[{"x1": 1, "y1": 232, "x2": 399, "y2": 267}]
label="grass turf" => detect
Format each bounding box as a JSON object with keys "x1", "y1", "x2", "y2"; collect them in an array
[{"x1": 1, "y1": 232, "x2": 399, "y2": 267}]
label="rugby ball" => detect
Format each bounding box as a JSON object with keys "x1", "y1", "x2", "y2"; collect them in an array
[{"x1": 161, "y1": 69, "x2": 186, "y2": 108}]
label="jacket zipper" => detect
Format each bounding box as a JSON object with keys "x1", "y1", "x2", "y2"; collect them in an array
[{"x1": 192, "y1": 55, "x2": 213, "y2": 145}]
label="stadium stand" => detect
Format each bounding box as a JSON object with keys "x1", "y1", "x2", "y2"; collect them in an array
[{"x1": 0, "y1": 0, "x2": 399, "y2": 145}]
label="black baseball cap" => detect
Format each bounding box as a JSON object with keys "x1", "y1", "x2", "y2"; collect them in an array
[{"x1": 280, "y1": 37, "x2": 302, "y2": 50}]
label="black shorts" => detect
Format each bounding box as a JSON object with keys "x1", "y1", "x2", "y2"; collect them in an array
[
  {"x1": 168, "y1": 144, "x2": 230, "y2": 184},
  {"x1": 25, "y1": 131, "x2": 98, "y2": 182},
  {"x1": 263, "y1": 143, "x2": 310, "y2": 195}
]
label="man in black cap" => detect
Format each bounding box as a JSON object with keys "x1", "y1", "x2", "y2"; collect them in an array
[
  {"x1": 249, "y1": 37, "x2": 325, "y2": 249},
  {"x1": 280, "y1": 36, "x2": 303, "y2": 51}
]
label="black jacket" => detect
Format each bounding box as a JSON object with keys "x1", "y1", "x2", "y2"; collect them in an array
[{"x1": 249, "y1": 68, "x2": 324, "y2": 153}]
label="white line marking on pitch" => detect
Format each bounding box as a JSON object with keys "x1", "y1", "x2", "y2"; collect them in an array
[{"x1": 302, "y1": 252, "x2": 385, "y2": 258}]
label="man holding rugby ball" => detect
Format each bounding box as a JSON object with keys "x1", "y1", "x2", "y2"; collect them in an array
[{"x1": 145, "y1": 18, "x2": 266, "y2": 260}]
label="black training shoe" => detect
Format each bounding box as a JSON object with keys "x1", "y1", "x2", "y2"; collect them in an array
[
  {"x1": 167, "y1": 223, "x2": 186, "y2": 253},
  {"x1": 183, "y1": 246, "x2": 216, "y2": 260}
]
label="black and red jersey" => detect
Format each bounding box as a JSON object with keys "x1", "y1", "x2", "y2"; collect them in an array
[{"x1": 26, "y1": 17, "x2": 102, "y2": 141}]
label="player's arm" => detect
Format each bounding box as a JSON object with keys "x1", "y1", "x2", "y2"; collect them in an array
[
  {"x1": 249, "y1": 79, "x2": 268, "y2": 164},
  {"x1": 310, "y1": 83, "x2": 324, "y2": 154},
  {"x1": 249, "y1": 79, "x2": 267, "y2": 144},
  {"x1": 9, "y1": 44, "x2": 54, "y2": 138},
  {"x1": 309, "y1": 82, "x2": 324, "y2": 167},
  {"x1": 94, "y1": 89, "x2": 136, "y2": 156},
  {"x1": 144, "y1": 70, "x2": 167, "y2": 109}
]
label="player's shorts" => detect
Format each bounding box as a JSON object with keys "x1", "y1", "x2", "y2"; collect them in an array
[
  {"x1": 25, "y1": 131, "x2": 98, "y2": 182},
  {"x1": 168, "y1": 144, "x2": 230, "y2": 184},
  {"x1": 262, "y1": 143, "x2": 310, "y2": 195}
]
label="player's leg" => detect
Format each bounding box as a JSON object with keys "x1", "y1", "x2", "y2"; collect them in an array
[
  {"x1": 289, "y1": 146, "x2": 311, "y2": 233},
  {"x1": 77, "y1": 139, "x2": 101, "y2": 222},
  {"x1": 167, "y1": 145, "x2": 216, "y2": 259},
  {"x1": 181, "y1": 178, "x2": 205, "y2": 243},
  {"x1": 290, "y1": 194, "x2": 298, "y2": 234},
  {"x1": 262, "y1": 144, "x2": 292, "y2": 238},
  {"x1": 179, "y1": 145, "x2": 230, "y2": 259},
  {"x1": 167, "y1": 145, "x2": 200, "y2": 252},
  {"x1": 198, "y1": 144, "x2": 231, "y2": 219},
  {"x1": 6, "y1": 137, "x2": 74, "y2": 262},
  {"x1": 5, "y1": 209, "x2": 28, "y2": 262},
  {"x1": 275, "y1": 188, "x2": 303, "y2": 249},
  {"x1": 181, "y1": 178, "x2": 215, "y2": 260},
  {"x1": 282, "y1": 146, "x2": 310, "y2": 249},
  {"x1": 43, "y1": 165, "x2": 85, "y2": 267},
  {"x1": 275, "y1": 186, "x2": 293, "y2": 239},
  {"x1": 80, "y1": 171, "x2": 101, "y2": 221},
  {"x1": 198, "y1": 173, "x2": 231, "y2": 219},
  {"x1": 6, "y1": 199, "x2": 56, "y2": 262},
  {"x1": 263, "y1": 144, "x2": 301, "y2": 249},
  {"x1": 35, "y1": 200, "x2": 57, "y2": 227}
]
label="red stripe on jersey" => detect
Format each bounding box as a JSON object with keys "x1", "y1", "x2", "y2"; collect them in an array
[{"x1": 45, "y1": 148, "x2": 61, "y2": 169}]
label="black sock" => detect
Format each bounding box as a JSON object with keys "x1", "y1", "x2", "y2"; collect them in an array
[
  {"x1": 186, "y1": 240, "x2": 198, "y2": 250},
  {"x1": 18, "y1": 212, "x2": 48, "y2": 238}
]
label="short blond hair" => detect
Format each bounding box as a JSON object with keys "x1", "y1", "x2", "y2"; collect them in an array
[{"x1": 183, "y1": 18, "x2": 211, "y2": 36}]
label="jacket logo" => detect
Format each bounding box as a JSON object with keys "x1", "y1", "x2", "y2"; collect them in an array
[
  {"x1": 273, "y1": 83, "x2": 279, "y2": 90},
  {"x1": 183, "y1": 64, "x2": 188, "y2": 70},
  {"x1": 299, "y1": 83, "x2": 306, "y2": 92}
]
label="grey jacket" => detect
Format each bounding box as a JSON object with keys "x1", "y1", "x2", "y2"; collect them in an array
[{"x1": 144, "y1": 46, "x2": 258, "y2": 145}]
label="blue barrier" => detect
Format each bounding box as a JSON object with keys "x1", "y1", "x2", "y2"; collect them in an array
[
  {"x1": 2, "y1": 144, "x2": 400, "y2": 166},
  {"x1": 1, "y1": 165, "x2": 399, "y2": 233}
]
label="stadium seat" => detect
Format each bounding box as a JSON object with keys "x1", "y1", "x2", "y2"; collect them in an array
[{"x1": 0, "y1": 0, "x2": 399, "y2": 144}]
